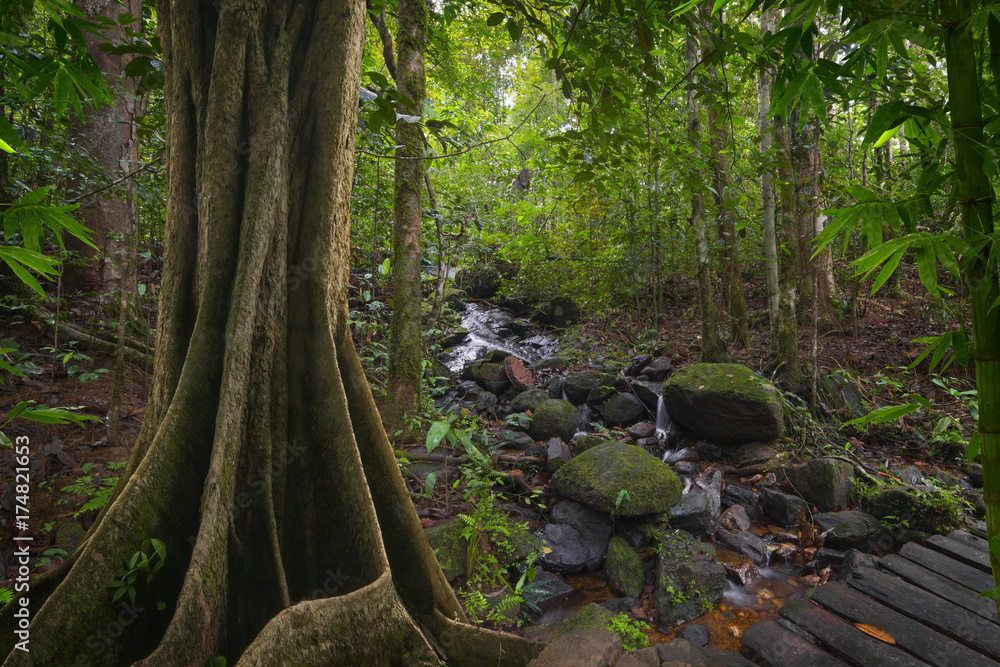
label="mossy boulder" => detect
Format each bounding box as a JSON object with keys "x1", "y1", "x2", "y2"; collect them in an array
[
  {"x1": 564, "y1": 370, "x2": 608, "y2": 405},
  {"x1": 529, "y1": 399, "x2": 579, "y2": 442},
  {"x1": 474, "y1": 362, "x2": 510, "y2": 394},
  {"x1": 661, "y1": 363, "x2": 783, "y2": 445},
  {"x1": 552, "y1": 443, "x2": 682, "y2": 516},
  {"x1": 780, "y1": 459, "x2": 855, "y2": 512},
  {"x1": 575, "y1": 434, "x2": 614, "y2": 453},
  {"x1": 523, "y1": 603, "x2": 615, "y2": 643},
  {"x1": 603, "y1": 392, "x2": 646, "y2": 427},
  {"x1": 862, "y1": 485, "x2": 965, "y2": 536},
  {"x1": 605, "y1": 536, "x2": 644, "y2": 597},
  {"x1": 425, "y1": 516, "x2": 540, "y2": 582},
  {"x1": 813, "y1": 511, "x2": 884, "y2": 551},
  {"x1": 531, "y1": 296, "x2": 581, "y2": 329},
  {"x1": 455, "y1": 266, "x2": 501, "y2": 299},
  {"x1": 655, "y1": 530, "x2": 726, "y2": 625},
  {"x1": 511, "y1": 387, "x2": 549, "y2": 413}
]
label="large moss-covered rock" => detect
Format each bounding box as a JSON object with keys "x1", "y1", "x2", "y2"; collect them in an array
[
  {"x1": 813, "y1": 511, "x2": 884, "y2": 551},
  {"x1": 455, "y1": 266, "x2": 501, "y2": 299},
  {"x1": 564, "y1": 370, "x2": 608, "y2": 405},
  {"x1": 425, "y1": 516, "x2": 540, "y2": 582},
  {"x1": 661, "y1": 363, "x2": 783, "y2": 445},
  {"x1": 474, "y1": 361, "x2": 510, "y2": 394},
  {"x1": 530, "y1": 399, "x2": 579, "y2": 441},
  {"x1": 553, "y1": 443, "x2": 682, "y2": 516},
  {"x1": 575, "y1": 434, "x2": 614, "y2": 453},
  {"x1": 605, "y1": 536, "x2": 644, "y2": 598},
  {"x1": 862, "y1": 485, "x2": 965, "y2": 536}
]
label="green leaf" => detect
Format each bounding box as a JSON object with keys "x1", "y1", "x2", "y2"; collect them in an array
[
  {"x1": 487, "y1": 12, "x2": 505, "y2": 26},
  {"x1": 425, "y1": 421, "x2": 450, "y2": 453},
  {"x1": 424, "y1": 472, "x2": 437, "y2": 496},
  {"x1": 966, "y1": 431, "x2": 980, "y2": 463},
  {"x1": 843, "y1": 402, "x2": 921, "y2": 427},
  {"x1": 873, "y1": 123, "x2": 903, "y2": 149},
  {"x1": 572, "y1": 171, "x2": 594, "y2": 183},
  {"x1": 0, "y1": 138, "x2": 13, "y2": 154}
]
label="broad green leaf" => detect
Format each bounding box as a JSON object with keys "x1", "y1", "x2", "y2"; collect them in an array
[
  {"x1": 487, "y1": 12, "x2": 505, "y2": 26},
  {"x1": 843, "y1": 401, "x2": 921, "y2": 427},
  {"x1": 572, "y1": 171, "x2": 594, "y2": 183},
  {"x1": 425, "y1": 421, "x2": 450, "y2": 453},
  {"x1": 914, "y1": 241, "x2": 938, "y2": 297},
  {"x1": 873, "y1": 123, "x2": 903, "y2": 149},
  {"x1": 0, "y1": 138, "x2": 13, "y2": 154},
  {"x1": 966, "y1": 431, "x2": 980, "y2": 463}
]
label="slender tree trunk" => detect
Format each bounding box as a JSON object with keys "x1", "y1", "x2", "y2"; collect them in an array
[
  {"x1": 945, "y1": 0, "x2": 1000, "y2": 616},
  {"x1": 384, "y1": 0, "x2": 428, "y2": 437},
  {"x1": 686, "y1": 30, "x2": 728, "y2": 364},
  {"x1": 64, "y1": 0, "x2": 142, "y2": 294},
  {"x1": 772, "y1": 112, "x2": 804, "y2": 388},
  {"x1": 759, "y1": 9, "x2": 779, "y2": 356},
  {"x1": 705, "y1": 41, "x2": 749, "y2": 349},
  {"x1": 0, "y1": 0, "x2": 540, "y2": 663}
]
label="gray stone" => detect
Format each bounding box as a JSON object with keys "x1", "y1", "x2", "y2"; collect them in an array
[
  {"x1": 628, "y1": 422, "x2": 656, "y2": 440},
  {"x1": 597, "y1": 597, "x2": 639, "y2": 614},
  {"x1": 639, "y1": 356, "x2": 673, "y2": 381},
  {"x1": 732, "y1": 441, "x2": 782, "y2": 469},
  {"x1": 424, "y1": 520, "x2": 467, "y2": 580},
  {"x1": 547, "y1": 376, "x2": 565, "y2": 399},
  {"x1": 531, "y1": 571, "x2": 577, "y2": 606},
  {"x1": 721, "y1": 484, "x2": 757, "y2": 518},
  {"x1": 679, "y1": 624, "x2": 710, "y2": 648},
  {"x1": 835, "y1": 548, "x2": 879, "y2": 582},
  {"x1": 626, "y1": 354, "x2": 653, "y2": 377},
  {"x1": 605, "y1": 536, "x2": 644, "y2": 598},
  {"x1": 890, "y1": 465, "x2": 926, "y2": 486},
  {"x1": 529, "y1": 399, "x2": 579, "y2": 442},
  {"x1": 672, "y1": 461, "x2": 699, "y2": 477},
  {"x1": 527, "y1": 629, "x2": 621, "y2": 667},
  {"x1": 661, "y1": 363, "x2": 783, "y2": 445},
  {"x1": 780, "y1": 459, "x2": 855, "y2": 512},
  {"x1": 630, "y1": 380, "x2": 662, "y2": 411},
  {"x1": 603, "y1": 393, "x2": 646, "y2": 427},
  {"x1": 525, "y1": 603, "x2": 616, "y2": 643},
  {"x1": 718, "y1": 505, "x2": 751, "y2": 533},
  {"x1": 668, "y1": 470, "x2": 722, "y2": 536},
  {"x1": 553, "y1": 443, "x2": 683, "y2": 517},
  {"x1": 759, "y1": 488, "x2": 808, "y2": 528},
  {"x1": 501, "y1": 430, "x2": 535, "y2": 450},
  {"x1": 655, "y1": 530, "x2": 726, "y2": 625},
  {"x1": 564, "y1": 370, "x2": 607, "y2": 405},
  {"x1": 538, "y1": 501, "x2": 614, "y2": 573},
  {"x1": 511, "y1": 387, "x2": 550, "y2": 413},
  {"x1": 814, "y1": 510, "x2": 884, "y2": 551},
  {"x1": 815, "y1": 548, "x2": 846, "y2": 568},
  {"x1": 621, "y1": 647, "x2": 658, "y2": 667},
  {"x1": 817, "y1": 372, "x2": 867, "y2": 419},
  {"x1": 547, "y1": 438, "x2": 573, "y2": 473},
  {"x1": 474, "y1": 390, "x2": 498, "y2": 415},
  {"x1": 716, "y1": 529, "x2": 769, "y2": 566},
  {"x1": 475, "y1": 361, "x2": 511, "y2": 394},
  {"x1": 967, "y1": 463, "x2": 984, "y2": 488},
  {"x1": 587, "y1": 384, "x2": 615, "y2": 405},
  {"x1": 863, "y1": 484, "x2": 964, "y2": 535}
]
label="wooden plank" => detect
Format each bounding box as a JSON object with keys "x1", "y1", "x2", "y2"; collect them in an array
[
  {"x1": 949, "y1": 529, "x2": 991, "y2": 553},
  {"x1": 927, "y1": 534, "x2": 993, "y2": 573},
  {"x1": 742, "y1": 619, "x2": 847, "y2": 667},
  {"x1": 880, "y1": 554, "x2": 1000, "y2": 622},
  {"x1": 813, "y1": 581, "x2": 999, "y2": 667},
  {"x1": 778, "y1": 598, "x2": 929, "y2": 666},
  {"x1": 970, "y1": 520, "x2": 988, "y2": 539},
  {"x1": 900, "y1": 542, "x2": 996, "y2": 593},
  {"x1": 846, "y1": 566, "x2": 1000, "y2": 659}
]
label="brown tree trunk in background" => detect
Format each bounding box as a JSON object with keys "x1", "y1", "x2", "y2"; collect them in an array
[
  {"x1": 384, "y1": 0, "x2": 428, "y2": 437},
  {"x1": 687, "y1": 29, "x2": 728, "y2": 364},
  {"x1": 0, "y1": 0, "x2": 540, "y2": 663},
  {"x1": 705, "y1": 40, "x2": 749, "y2": 349},
  {"x1": 64, "y1": 0, "x2": 142, "y2": 294},
  {"x1": 759, "y1": 9, "x2": 780, "y2": 356}
]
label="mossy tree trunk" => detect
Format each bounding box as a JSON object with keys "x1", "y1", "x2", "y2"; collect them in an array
[
  {"x1": 384, "y1": 0, "x2": 428, "y2": 437},
  {"x1": 686, "y1": 26, "x2": 728, "y2": 364},
  {"x1": 0, "y1": 0, "x2": 540, "y2": 663},
  {"x1": 759, "y1": 9, "x2": 780, "y2": 356},
  {"x1": 944, "y1": 0, "x2": 1000, "y2": 616},
  {"x1": 771, "y1": 112, "x2": 804, "y2": 389}
]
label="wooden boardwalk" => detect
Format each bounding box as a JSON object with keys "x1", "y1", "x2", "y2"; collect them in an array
[{"x1": 742, "y1": 525, "x2": 1000, "y2": 666}]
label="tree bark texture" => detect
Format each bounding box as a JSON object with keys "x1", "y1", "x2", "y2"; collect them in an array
[
  {"x1": 0, "y1": 0, "x2": 540, "y2": 663},
  {"x1": 759, "y1": 9, "x2": 779, "y2": 356},
  {"x1": 65, "y1": 0, "x2": 142, "y2": 293},
  {"x1": 686, "y1": 30, "x2": 727, "y2": 364},
  {"x1": 385, "y1": 0, "x2": 428, "y2": 435},
  {"x1": 944, "y1": 0, "x2": 1000, "y2": 616},
  {"x1": 772, "y1": 113, "x2": 804, "y2": 388},
  {"x1": 705, "y1": 52, "x2": 749, "y2": 349}
]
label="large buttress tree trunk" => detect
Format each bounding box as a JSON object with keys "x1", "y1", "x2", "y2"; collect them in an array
[
  {"x1": 384, "y1": 0, "x2": 427, "y2": 436},
  {"x1": 0, "y1": 0, "x2": 539, "y2": 663}
]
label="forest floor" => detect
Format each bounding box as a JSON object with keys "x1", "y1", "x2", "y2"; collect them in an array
[{"x1": 0, "y1": 262, "x2": 981, "y2": 646}]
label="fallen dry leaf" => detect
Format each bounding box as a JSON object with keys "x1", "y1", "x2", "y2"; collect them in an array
[{"x1": 854, "y1": 623, "x2": 896, "y2": 644}]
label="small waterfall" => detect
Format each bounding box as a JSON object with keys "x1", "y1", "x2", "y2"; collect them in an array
[{"x1": 655, "y1": 396, "x2": 673, "y2": 455}]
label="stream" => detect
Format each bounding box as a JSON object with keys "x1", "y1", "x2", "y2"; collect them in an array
[{"x1": 440, "y1": 302, "x2": 561, "y2": 372}]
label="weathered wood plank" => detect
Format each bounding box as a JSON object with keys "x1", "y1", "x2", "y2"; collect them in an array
[
  {"x1": 899, "y1": 542, "x2": 996, "y2": 593},
  {"x1": 949, "y1": 529, "x2": 990, "y2": 554},
  {"x1": 927, "y1": 534, "x2": 993, "y2": 573},
  {"x1": 880, "y1": 554, "x2": 1000, "y2": 622},
  {"x1": 778, "y1": 597, "x2": 929, "y2": 666},
  {"x1": 846, "y1": 566, "x2": 1000, "y2": 658},
  {"x1": 812, "y1": 581, "x2": 999, "y2": 667},
  {"x1": 970, "y1": 520, "x2": 988, "y2": 539},
  {"x1": 741, "y1": 619, "x2": 847, "y2": 667}
]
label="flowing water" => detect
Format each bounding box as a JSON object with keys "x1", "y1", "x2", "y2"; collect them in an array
[{"x1": 440, "y1": 303, "x2": 561, "y2": 372}]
